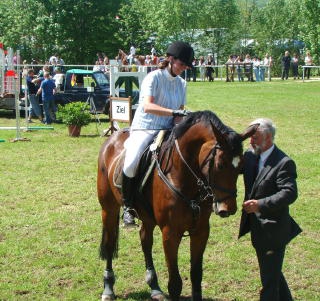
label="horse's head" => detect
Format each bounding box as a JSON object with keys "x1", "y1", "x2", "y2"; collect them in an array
[
  {"x1": 203, "y1": 120, "x2": 258, "y2": 217},
  {"x1": 171, "y1": 111, "x2": 258, "y2": 218}
]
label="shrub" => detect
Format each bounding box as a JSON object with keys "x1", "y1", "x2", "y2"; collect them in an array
[{"x1": 56, "y1": 102, "x2": 92, "y2": 127}]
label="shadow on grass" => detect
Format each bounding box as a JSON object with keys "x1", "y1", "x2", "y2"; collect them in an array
[{"x1": 118, "y1": 290, "x2": 228, "y2": 301}]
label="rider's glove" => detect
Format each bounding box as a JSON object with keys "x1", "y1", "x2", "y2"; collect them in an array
[{"x1": 172, "y1": 109, "x2": 190, "y2": 117}]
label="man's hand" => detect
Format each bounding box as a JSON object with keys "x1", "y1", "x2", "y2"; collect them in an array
[
  {"x1": 243, "y1": 199, "x2": 260, "y2": 213},
  {"x1": 172, "y1": 109, "x2": 190, "y2": 117}
]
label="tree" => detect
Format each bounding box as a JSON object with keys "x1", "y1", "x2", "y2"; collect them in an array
[{"x1": 299, "y1": 0, "x2": 320, "y2": 64}]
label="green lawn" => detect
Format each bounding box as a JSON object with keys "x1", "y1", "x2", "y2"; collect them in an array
[{"x1": 0, "y1": 80, "x2": 319, "y2": 300}]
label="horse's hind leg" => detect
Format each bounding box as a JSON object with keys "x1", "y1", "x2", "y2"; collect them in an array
[
  {"x1": 140, "y1": 222, "x2": 165, "y2": 300},
  {"x1": 100, "y1": 203, "x2": 119, "y2": 301},
  {"x1": 98, "y1": 174, "x2": 120, "y2": 300}
]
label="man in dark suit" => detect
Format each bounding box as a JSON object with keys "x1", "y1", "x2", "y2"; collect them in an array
[{"x1": 239, "y1": 118, "x2": 302, "y2": 301}]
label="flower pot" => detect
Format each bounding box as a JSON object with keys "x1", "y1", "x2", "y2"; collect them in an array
[{"x1": 68, "y1": 125, "x2": 81, "y2": 137}]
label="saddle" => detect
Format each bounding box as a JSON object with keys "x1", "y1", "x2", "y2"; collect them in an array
[{"x1": 113, "y1": 130, "x2": 168, "y2": 191}]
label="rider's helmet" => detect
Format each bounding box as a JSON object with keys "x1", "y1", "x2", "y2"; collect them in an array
[{"x1": 166, "y1": 41, "x2": 194, "y2": 67}]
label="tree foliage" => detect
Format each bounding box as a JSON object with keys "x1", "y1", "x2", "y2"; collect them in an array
[{"x1": 0, "y1": 0, "x2": 318, "y2": 65}]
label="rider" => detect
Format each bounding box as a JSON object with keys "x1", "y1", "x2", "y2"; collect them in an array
[{"x1": 122, "y1": 41, "x2": 194, "y2": 226}]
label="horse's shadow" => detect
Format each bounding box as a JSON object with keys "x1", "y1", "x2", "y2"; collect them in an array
[{"x1": 119, "y1": 290, "x2": 230, "y2": 300}]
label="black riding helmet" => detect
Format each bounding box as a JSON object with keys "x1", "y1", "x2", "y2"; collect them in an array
[{"x1": 166, "y1": 41, "x2": 194, "y2": 67}]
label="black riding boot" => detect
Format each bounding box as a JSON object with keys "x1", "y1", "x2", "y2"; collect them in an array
[{"x1": 122, "y1": 172, "x2": 136, "y2": 226}]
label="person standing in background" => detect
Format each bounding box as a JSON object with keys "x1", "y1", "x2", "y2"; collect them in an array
[
  {"x1": 281, "y1": 51, "x2": 291, "y2": 80},
  {"x1": 304, "y1": 51, "x2": 313, "y2": 79},
  {"x1": 26, "y1": 69, "x2": 43, "y2": 123},
  {"x1": 262, "y1": 53, "x2": 272, "y2": 81},
  {"x1": 36, "y1": 71, "x2": 56, "y2": 124},
  {"x1": 291, "y1": 53, "x2": 299, "y2": 80}
]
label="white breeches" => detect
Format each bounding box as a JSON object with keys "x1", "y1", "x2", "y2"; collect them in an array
[{"x1": 123, "y1": 130, "x2": 158, "y2": 178}]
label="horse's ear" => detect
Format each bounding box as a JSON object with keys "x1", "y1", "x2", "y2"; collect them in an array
[
  {"x1": 210, "y1": 120, "x2": 229, "y2": 146},
  {"x1": 240, "y1": 123, "x2": 259, "y2": 141}
]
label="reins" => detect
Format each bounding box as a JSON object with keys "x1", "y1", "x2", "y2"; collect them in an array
[{"x1": 155, "y1": 137, "x2": 238, "y2": 217}]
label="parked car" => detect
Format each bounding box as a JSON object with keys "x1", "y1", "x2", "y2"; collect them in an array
[
  {"x1": 55, "y1": 69, "x2": 140, "y2": 114},
  {"x1": 54, "y1": 69, "x2": 110, "y2": 114},
  {"x1": 1, "y1": 68, "x2": 140, "y2": 115}
]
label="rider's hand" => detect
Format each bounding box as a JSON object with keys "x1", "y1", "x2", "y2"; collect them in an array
[{"x1": 172, "y1": 109, "x2": 190, "y2": 117}]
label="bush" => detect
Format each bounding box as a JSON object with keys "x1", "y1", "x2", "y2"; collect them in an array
[{"x1": 56, "y1": 102, "x2": 92, "y2": 127}]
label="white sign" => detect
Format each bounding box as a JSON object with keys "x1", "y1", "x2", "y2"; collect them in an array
[{"x1": 111, "y1": 99, "x2": 130, "y2": 122}]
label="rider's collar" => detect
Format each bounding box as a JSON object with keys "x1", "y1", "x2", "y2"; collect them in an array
[{"x1": 164, "y1": 67, "x2": 177, "y2": 81}]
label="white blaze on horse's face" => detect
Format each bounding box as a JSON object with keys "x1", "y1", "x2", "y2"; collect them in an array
[{"x1": 232, "y1": 156, "x2": 240, "y2": 168}]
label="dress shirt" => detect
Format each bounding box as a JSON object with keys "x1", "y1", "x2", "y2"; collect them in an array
[{"x1": 258, "y1": 144, "x2": 275, "y2": 172}]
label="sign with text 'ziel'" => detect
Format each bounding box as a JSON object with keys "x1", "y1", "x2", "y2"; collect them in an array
[{"x1": 111, "y1": 98, "x2": 130, "y2": 122}]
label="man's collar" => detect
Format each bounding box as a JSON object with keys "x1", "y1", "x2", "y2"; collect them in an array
[{"x1": 260, "y1": 144, "x2": 275, "y2": 163}]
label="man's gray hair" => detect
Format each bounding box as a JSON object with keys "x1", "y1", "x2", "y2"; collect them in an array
[{"x1": 250, "y1": 118, "x2": 276, "y2": 140}]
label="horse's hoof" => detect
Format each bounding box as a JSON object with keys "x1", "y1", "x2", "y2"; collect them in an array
[
  {"x1": 151, "y1": 293, "x2": 167, "y2": 301},
  {"x1": 101, "y1": 294, "x2": 115, "y2": 301}
]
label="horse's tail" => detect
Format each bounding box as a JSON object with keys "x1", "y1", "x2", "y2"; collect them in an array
[{"x1": 99, "y1": 212, "x2": 120, "y2": 260}]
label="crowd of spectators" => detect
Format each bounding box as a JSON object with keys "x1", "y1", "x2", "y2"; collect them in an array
[
  {"x1": 16, "y1": 47, "x2": 316, "y2": 94},
  {"x1": 90, "y1": 46, "x2": 315, "y2": 83}
]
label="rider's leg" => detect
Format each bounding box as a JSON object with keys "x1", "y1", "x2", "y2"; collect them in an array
[{"x1": 122, "y1": 130, "x2": 157, "y2": 226}]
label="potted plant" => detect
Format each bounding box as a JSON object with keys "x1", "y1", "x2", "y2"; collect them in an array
[{"x1": 56, "y1": 102, "x2": 92, "y2": 137}]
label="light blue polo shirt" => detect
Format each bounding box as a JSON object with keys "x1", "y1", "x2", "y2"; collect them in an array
[{"x1": 131, "y1": 68, "x2": 186, "y2": 130}]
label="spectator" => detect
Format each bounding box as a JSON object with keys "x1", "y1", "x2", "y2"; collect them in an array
[
  {"x1": 291, "y1": 53, "x2": 299, "y2": 80},
  {"x1": 103, "y1": 56, "x2": 110, "y2": 74},
  {"x1": 22, "y1": 60, "x2": 29, "y2": 79},
  {"x1": 304, "y1": 50, "x2": 313, "y2": 79},
  {"x1": 128, "y1": 45, "x2": 136, "y2": 65},
  {"x1": 191, "y1": 58, "x2": 197, "y2": 82},
  {"x1": 281, "y1": 51, "x2": 291, "y2": 80},
  {"x1": 226, "y1": 55, "x2": 236, "y2": 82},
  {"x1": 36, "y1": 71, "x2": 56, "y2": 124},
  {"x1": 206, "y1": 55, "x2": 215, "y2": 82},
  {"x1": 198, "y1": 56, "x2": 206, "y2": 81},
  {"x1": 49, "y1": 54, "x2": 57, "y2": 65},
  {"x1": 56, "y1": 55, "x2": 65, "y2": 72},
  {"x1": 151, "y1": 45, "x2": 156, "y2": 59},
  {"x1": 38, "y1": 65, "x2": 50, "y2": 78},
  {"x1": 52, "y1": 68, "x2": 64, "y2": 92},
  {"x1": 26, "y1": 69, "x2": 43, "y2": 123},
  {"x1": 252, "y1": 56, "x2": 261, "y2": 82},
  {"x1": 93, "y1": 60, "x2": 103, "y2": 72},
  {"x1": 262, "y1": 53, "x2": 272, "y2": 81},
  {"x1": 235, "y1": 55, "x2": 244, "y2": 82},
  {"x1": 244, "y1": 54, "x2": 253, "y2": 81}
]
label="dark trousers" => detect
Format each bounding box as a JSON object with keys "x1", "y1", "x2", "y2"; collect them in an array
[
  {"x1": 305, "y1": 67, "x2": 311, "y2": 79},
  {"x1": 292, "y1": 64, "x2": 299, "y2": 78},
  {"x1": 255, "y1": 247, "x2": 293, "y2": 301},
  {"x1": 281, "y1": 66, "x2": 290, "y2": 79}
]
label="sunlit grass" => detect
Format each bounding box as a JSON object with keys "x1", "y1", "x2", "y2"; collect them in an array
[{"x1": 0, "y1": 80, "x2": 319, "y2": 300}]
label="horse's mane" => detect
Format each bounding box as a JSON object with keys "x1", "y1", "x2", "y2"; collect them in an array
[{"x1": 166, "y1": 110, "x2": 243, "y2": 156}]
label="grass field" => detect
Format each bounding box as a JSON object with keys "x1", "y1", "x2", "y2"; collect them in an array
[{"x1": 0, "y1": 80, "x2": 319, "y2": 300}]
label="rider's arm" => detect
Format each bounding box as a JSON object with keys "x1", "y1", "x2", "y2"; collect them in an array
[{"x1": 143, "y1": 95, "x2": 184, "y2": 116}]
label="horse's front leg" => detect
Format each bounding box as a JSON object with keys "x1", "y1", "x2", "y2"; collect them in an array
[
  {"x1": 190, "y1": 220, "x2": 210, "y2": 301},
  {"x1": 140, "y1": 222, "x2": 165, "y2": 300},
  {"x1": 162, "y1": 226, "x2": 183, "y2": 301}
]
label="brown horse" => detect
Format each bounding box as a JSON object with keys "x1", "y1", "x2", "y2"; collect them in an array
[{"x1": 97, "y1": 111, "x2": 257, "y2": 301}]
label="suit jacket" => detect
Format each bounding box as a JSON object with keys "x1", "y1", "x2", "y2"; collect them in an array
[{"x1": 239, "y1": 145, "x2": 302, "y2": 250}]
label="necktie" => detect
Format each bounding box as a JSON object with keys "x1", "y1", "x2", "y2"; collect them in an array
[{"x1": 253, "y1": 155, "x2": 260, "y2": 180}]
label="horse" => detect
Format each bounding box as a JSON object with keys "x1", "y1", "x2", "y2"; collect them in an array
[{"x1": 97, "y1": 110, "x2": 257, "y2": 301}]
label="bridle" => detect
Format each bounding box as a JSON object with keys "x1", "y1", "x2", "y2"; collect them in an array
[{"x1": 155, "y1": 138, "x2": 238, "y2": 216}]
